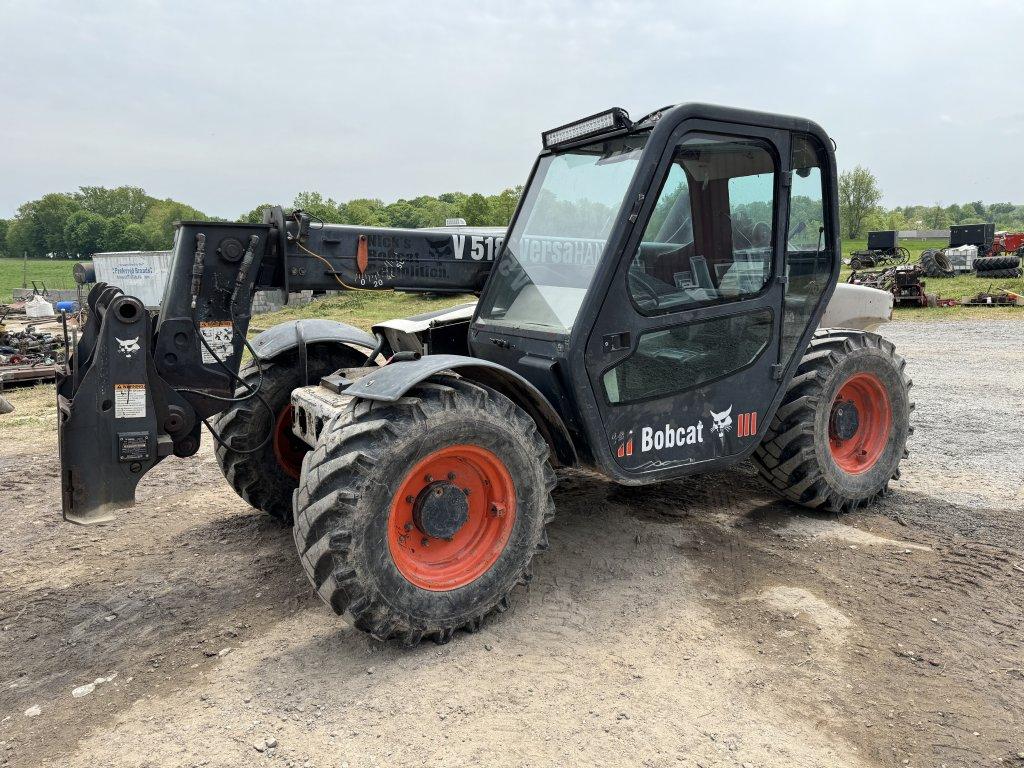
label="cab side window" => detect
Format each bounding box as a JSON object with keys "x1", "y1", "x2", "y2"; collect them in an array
[{"x1": 627, "y1": 134, "x2": 777, "y2": 313}]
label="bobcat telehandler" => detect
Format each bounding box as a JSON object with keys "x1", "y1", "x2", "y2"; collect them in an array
[{"x1": 58, "y1": 103, "x2": 911, "y2": 645}]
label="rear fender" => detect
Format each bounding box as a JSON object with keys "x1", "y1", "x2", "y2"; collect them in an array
[{"x1": 344, "y1": 354, "x2": 577, "y2": 467}]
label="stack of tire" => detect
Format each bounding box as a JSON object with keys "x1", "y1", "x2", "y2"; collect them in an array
[{"x1": 973, "y1": 253, "x2": 1022, "y2": 279}]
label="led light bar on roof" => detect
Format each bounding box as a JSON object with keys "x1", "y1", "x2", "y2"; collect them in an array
[{"x1": 542, "y1": 108, "x2": 632, "y2": 149}]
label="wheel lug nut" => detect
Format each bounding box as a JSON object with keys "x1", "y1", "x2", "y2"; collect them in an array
[
  {"x1": 425, "y1": 474, "x2": 433, "y2": 483},
  {"x1": 405, "y1": 495, "x2": 415, "y2": 504},
  {"x1": 447, "y1": 472, "x2": 456, "y2": 481},
  {"x1": 421, "y1": 537, "x2": 430, "y2": 547},
  {"x1": 403, "y1": 522, "x2": 412, "y2": 532}
]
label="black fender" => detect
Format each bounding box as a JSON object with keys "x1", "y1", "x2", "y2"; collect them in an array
[
  {"x1": 344, "y1": 354, "x2": 577, "y2": 468},
  {"x1": 250, "y1": 319, "x2": 378, "y2": 363}
]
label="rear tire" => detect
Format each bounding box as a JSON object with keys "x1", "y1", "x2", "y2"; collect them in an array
[
  {"x1": 751, "y1": 330, "x2": 913, "y2": 513},
  {"x1": 920, "y1": 249, "x2": 954, "y2": 277},
  {"x1": 212, "y1": 346, "x2": 368, "y2": 523},
  {"x1": 293, "y1": 375, "x2": 556, "y2": 644}
]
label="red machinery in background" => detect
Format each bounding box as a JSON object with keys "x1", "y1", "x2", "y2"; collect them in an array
[{"x1": 991, "y1": 231, "x2": 1024, "y2": 257}]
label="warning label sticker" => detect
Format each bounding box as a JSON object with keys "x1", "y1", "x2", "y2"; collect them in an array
[
  {"x1": 114, "y1": 383, "x2": 146, "y2": 419},
  {"x1": 200, "y1": 322, "x2": 234, "y2": 365}
]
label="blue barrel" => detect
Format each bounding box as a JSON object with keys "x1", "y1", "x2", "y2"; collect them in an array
[{"x1": 55, "y1": 300, "x2": 78, "y2": 312}]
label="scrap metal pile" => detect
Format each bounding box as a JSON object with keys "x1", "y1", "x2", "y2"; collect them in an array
[
  {"x1": 847, "y1": 264, "x2": 945, "y2": 308},
  {"x1": 962, "y1": 287, "x2": 1024, "y2": 307},
  {"x1": 849, "y1": 266, "x2": 1023, "y2": 310},
  {"x1": 0, "y1": 325, "x2": 65, "y2": 367},
  {"x1": 0, "y1": 307, "x2": 69, "y2": 384},
  {"x1": 848, "y1": 225, "x2": 1024, "y2": 310}
]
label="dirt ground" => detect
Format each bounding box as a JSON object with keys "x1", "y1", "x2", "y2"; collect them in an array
[{"x1": 0, "y1": 319, "x2": 1021, "y2": 768}]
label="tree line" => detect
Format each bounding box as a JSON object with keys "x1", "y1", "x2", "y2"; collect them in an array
[
  {"x1": 0, "y1": 187, "x2": 208, "y2": 260},
  {"x1": 0, "y1": 186, "x2": 523, "y2": 259},
  {"x1": 839, "y1": 166, "x2": 1024, "y2": 238},
  {"x1": 1, "y1": 178, "x2": 1023, "y2": 259},
  {"x1": 237, "y1": 189, "x2": 522, "y2": 231}
]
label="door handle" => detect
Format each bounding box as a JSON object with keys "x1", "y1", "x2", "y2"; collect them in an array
[{"x1": 602, "y1": 331, "x2": 631, "y2": 353}]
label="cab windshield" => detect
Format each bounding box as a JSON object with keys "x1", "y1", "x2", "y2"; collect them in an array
[{"x1": 477, "y1": 133, "x2": 649, "y2": 333}]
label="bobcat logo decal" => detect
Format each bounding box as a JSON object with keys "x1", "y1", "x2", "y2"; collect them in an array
[
  {"x1": 709, "y1": 405, "x2": 733, "y2": 437},
  {"x1": 116, "y1": 337, "x2": 141, "y2": 359}
]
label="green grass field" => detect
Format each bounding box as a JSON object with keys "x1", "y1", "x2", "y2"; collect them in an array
[
  {"x1": 4, "y1": 239, "x2": 1021, "y2": 325},
  {"x1": 258, "y1": 238, "x2": 1022, "y2": 328},
  {"x1": 0, "y1": 257, "x2": 82, "y2": 299},
  {"x1": 253, "y1": 291, "x2": 475, "y2": 333}
]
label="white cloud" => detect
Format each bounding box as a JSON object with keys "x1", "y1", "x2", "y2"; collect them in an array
[{"x1": 1, "y1": 0, "x2": 1022, "y2": 216}]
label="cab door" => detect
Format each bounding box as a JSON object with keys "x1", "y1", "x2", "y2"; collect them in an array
[{"x1": 581, "y1": 120, "x2": 792, "y2": 481}]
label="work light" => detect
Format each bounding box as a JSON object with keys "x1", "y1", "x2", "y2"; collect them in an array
[{"x1": 542, "y1": 108, "x2": 632, "y2": 149}]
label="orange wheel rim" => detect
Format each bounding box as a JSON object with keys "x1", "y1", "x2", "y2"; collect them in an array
[
  {"x1": 387, "y1": 445, "x2": 516, "y2": 591},
  {"x1": 828, "y1": 372, "x2": 892, "y2": 474},
  {"x1": 272, "y1": 405, "x2": 306, "y2": 480}
]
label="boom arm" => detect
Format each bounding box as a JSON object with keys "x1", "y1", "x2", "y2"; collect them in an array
[
  {"x1": 58, "y1": 207, "x2": 502, "y2": 523},
  {"x1": 268, "y1": 208, "x2": 502, "y2": 294}
]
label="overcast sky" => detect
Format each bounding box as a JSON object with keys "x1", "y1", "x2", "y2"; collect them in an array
[{"x1": 2, "y1": 0, "x2": 1022, "y2": 219}]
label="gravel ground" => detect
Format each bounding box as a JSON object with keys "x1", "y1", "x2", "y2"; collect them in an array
[{"x1": 0, "y1": 319, "x2": 1021, "y2": 768}]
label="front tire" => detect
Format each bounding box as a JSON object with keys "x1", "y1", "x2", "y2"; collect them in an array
[
  {"x1": 752, "y1": 330, "x2": 913, "y2": 513},
  {"x1": 212, "y1": 346, "x2": 368, "y2": 522},
  {"x1": 293, "y1": 375, "x2": 556, "y2": 644}
]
